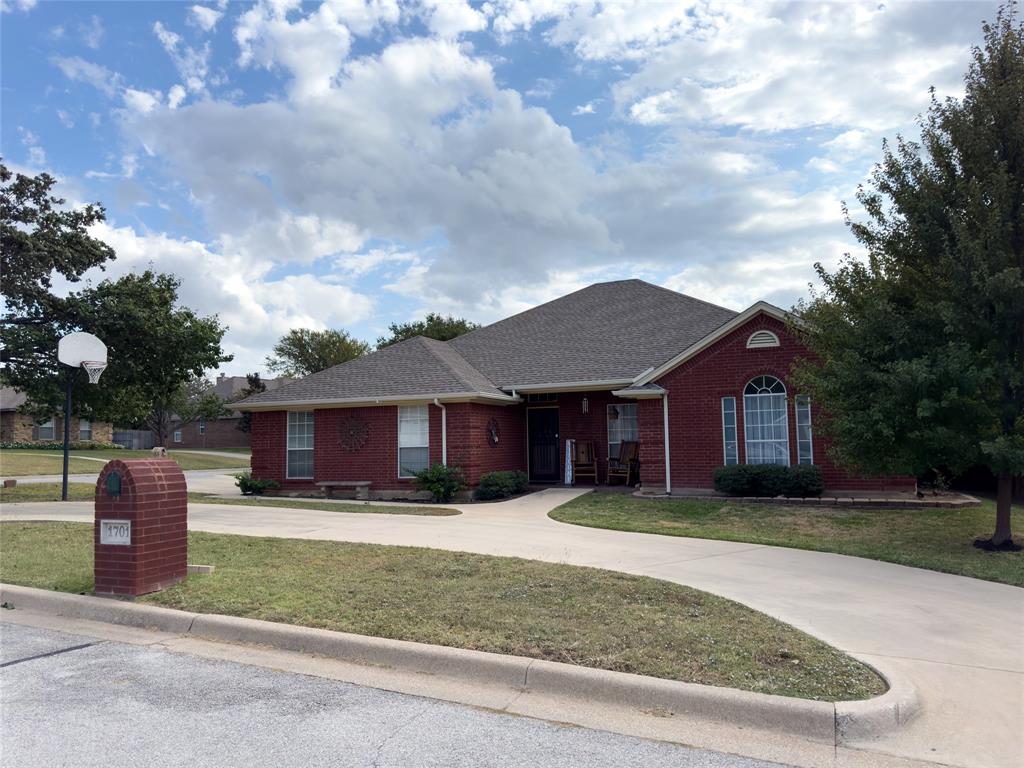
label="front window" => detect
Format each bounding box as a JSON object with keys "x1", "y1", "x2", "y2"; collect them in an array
[
  {"x1": 198, "y1": 419, "x2": 206, "y2": 435},
  {"x1": 743, "y1": 375, "x2": 790, "y2": 465},
  {"x1": 721, "y1": 397, "x2": 738, "y2": 465},
  {"x1": 398, "y1": 405, "x2": 429, "y2": 477},
  {"x1": 79, "y1": 419, "x2": 92, "y2": 441},
  {"x1": 287, "y1": 411, "x2": 314, "y2": 479},
  {"x1": 173, "y1": 430, "x2": 182, "y2": 443},
  {"x1": 795, "y1": 396, "x2": 813, "y2": 465},
  {"x1": 607, "y1": 403, "x2": 639, "y2": 460},
  {"x1": 36, "y1": 418, "x2": 55, "y2": 441}
]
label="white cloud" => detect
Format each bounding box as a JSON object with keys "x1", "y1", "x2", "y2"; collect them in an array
[
  {"x1": 154, "y1": 21, "x2": 211, "y2": 94},
  {"x1": 1, "y1": 0, "x2": 37, "y2": 13},
  {"x1": 572, "y1": 100, "x2": 596, "y2": 115},
  {"x1": 418, "y1": 0, "x2": 487, "y2": 38},
  {"x1": 188, "y1": 5, "x2": 223, "y2": 32},
  {"x1": 56, "y1": 109, "x2": 75, "y2": 128},
  {"x1": 168, "y1": 84, "x2": 187, "y2": 109},
  {"x1": 79, "y1": 14, "x2": 105, "y2": 49},
  {"x1": 52, "y1": 56, "x2": 123, "y2": 97},
  {"x1": 19, "y1": 127, "x2": 46, "y2": 166},
  {"x1": 123, "y1": 88, "x2": 162, "y2": 115}
]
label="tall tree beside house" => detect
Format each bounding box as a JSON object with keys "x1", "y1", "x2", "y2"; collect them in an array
[
  {"x1": 148, "y1": 376, "x2": 228, "y2": 447},
  {"x1": 376, "y1": 313, "x2": 479, "y2": 348},
  {"x1": 233, "y1": 373, "x2": 266, "y2": 433},
  {"x1": 793, "y1": 5, "x2": 1023, "y2": 549},
  {"x1": 3, "y1": 270, "x2": 232, "y2": 436},
  {"x1": 265, "y1": 328, "x2": 370, "y2": 377}
]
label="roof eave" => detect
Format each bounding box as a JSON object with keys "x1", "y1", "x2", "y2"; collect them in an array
[
  {"x1": 634, "y1": 301, "x2": 796, "y2": 386},
  {"x1": 238, "y1": 391, "x2": 521, "y2": 412},
  {"x1": 500, "y1": 379, "x2": 635, "y2": 394}
]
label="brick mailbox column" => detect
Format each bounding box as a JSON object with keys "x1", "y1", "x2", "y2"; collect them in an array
[{"x1": 95, "y1": 459, "x2": 187, "y2": 597}]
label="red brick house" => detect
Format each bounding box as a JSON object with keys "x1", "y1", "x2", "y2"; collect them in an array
[{"x1": 239, "y1": 280, "x2": 913, "y2": 497}]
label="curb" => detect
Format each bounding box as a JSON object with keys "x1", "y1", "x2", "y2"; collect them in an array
[{"x1": 0, "y1": 583, "x2": 917, "y2": 744}]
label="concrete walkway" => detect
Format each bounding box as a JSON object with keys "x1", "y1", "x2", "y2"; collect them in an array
[{"x1": 3, "y1": 489, "x2": 1022, "y2": 768}]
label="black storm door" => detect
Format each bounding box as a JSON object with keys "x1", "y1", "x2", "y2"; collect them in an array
[{"x1": 528, "y1": 408, "x2": 560, "y2": 483}]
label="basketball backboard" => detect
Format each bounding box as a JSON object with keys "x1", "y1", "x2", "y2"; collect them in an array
[{"x1": 58, "y1": 332, "x2": 107, "y2": 367}]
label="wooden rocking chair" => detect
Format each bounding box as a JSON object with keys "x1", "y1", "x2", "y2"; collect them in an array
[
  {"x1": 571, "y1": 440, "x2": 599, "y2": 486},
  {"x1": 607, "y1": 440, "x2": 639, "y2": 486}
]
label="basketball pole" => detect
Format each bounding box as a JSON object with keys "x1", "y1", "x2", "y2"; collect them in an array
[{"x1": 61, "y1": 368, "x2": 74, "y2": 502}]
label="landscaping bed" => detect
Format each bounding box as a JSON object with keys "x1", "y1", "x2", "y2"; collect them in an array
[
  {"x1": 551, "y1": 494, "x2": 1023, "y2": 586},
  {"x1": 0, "y1": 521, "x2": 885, "y2": 701}
]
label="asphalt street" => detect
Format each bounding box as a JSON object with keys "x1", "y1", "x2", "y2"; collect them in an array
[{"x1": 0, "y1": 622, "x2": 788, "y2": 768}]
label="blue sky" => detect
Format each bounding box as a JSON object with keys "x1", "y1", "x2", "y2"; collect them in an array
[{"x1": 1, "y1": 0, "x2": 997, "y2": 375}]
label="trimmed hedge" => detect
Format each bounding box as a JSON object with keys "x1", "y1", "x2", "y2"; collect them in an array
[
  {"x1": 713, "y1": 464, "x2": 824, "y2": 498},
  {"x1": 234, "y1": 471, "x2": 281, "y2": 496},
  {"x1": 474, "y1": 470, "x2": 529, "y2": 501},
  {"x1": 0, "y1": 440, "x2": 123, "y2": 451},
  {"x1": 413, "y1": 463, "x2": 467, "y2": 502}
]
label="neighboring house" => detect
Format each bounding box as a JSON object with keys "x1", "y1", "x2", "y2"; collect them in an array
[
  {"x1": 0, "y1": 387, "x2": 113, "y2": 444},
  {"x1": 238, "y1": 280, "x2": 915, "y2": 497},
  {"x1": 169, "y1": 374, "x2": 289, "y2": 449}
]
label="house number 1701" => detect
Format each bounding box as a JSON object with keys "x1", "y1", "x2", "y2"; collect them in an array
[{"x1": 100, "y1": 519, "x2": 131, "y2": 546}]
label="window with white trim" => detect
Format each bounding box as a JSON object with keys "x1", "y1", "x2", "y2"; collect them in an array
[
  {"x1": 743, "y1": 376, "x2": 790, "y2": 465},
  {"x1": 398, "y1": 405, "x2": 429, "y2": 477},
  {"x1": 35, "y1": 418, "x2": 55, "y2": 441},
  {"x1": 79, "y1": 418, "x2": 92, "y2": 441},
  {"x1": 721, "y1": 397, "x2": 738, "y2": 465},
  {"x1": 795, "y1": 396, "x2": 813, "y2": 465},
  {"x1": 198, "y1": 418, "x2": 206, "y2": 435},
  {"x1": 607, "y1": 403, "x2": 639, "y2": 460},
  {"x1": 173, "y1": 429, "x2": 182, "y2": 443},
  {"x1": 287, "y1": 411, "x2": 314, "y2": 479}
]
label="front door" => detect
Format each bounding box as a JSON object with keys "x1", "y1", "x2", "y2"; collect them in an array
[{"x1": 528, "y1": 408, "x2": 560, "y2": 483}]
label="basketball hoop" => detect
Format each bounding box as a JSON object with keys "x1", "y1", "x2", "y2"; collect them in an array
[{"x1": 82, "y1": 360, "x2": 107, "y2": 384}]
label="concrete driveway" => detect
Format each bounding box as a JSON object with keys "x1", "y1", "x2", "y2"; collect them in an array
[{"x1": 4, "y1": 488, "x2": 1022, "y2": 768}]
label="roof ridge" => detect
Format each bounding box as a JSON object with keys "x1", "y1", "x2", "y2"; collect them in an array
[
  {"x1": 638, "y1": 279, "x2": 739, "y2": 316},
  {"x1": 418, "y1": 337, "x2": 499, "y2": 393}
]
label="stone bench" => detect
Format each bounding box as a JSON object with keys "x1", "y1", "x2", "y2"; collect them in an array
[{"x1": 316, "y1": 480, "x2": 371, "y2": 501}]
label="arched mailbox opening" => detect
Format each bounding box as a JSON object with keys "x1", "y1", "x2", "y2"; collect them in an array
[{"x1": 94, "y1": 459, "x2": 187, "y2": 597}]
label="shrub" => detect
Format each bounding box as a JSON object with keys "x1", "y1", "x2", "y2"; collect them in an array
[
  {"x1": 0, "y1": 440, "x2": 123, "y2": 451},
  {"x1": 235, "y1": 471, "x2": 281, "y2": 496},
  {"x1": 713, "y1": 464, "x2": 824, "y2": 498},
  {"x1": 474, "y1": 470, "x2": 529, "y2": 501},
  {"x1": 413, "y1": 463, "x2": 466, "y2": 502}
]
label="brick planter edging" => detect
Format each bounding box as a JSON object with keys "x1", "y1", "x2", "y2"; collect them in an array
[
  {"x1": 0, "y1": 583, "x2": 918, "y2": 745},
  {"x1": 634, "y1": 491, "x2": 982, "y2": 510}
]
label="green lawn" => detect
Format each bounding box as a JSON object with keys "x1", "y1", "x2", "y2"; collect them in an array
[
  {"x1": 0, "y1": 521, "x2": 885, "y2": 701},
  {"x1": 0, "y1": 482, "x2": 446, "y2": 516},
  {"x1": 0, "y1": 452, "x2": 104, "y2": 476},
  {"x1": 0, "y1": 448, "x2": 249, "y2": 474},
  {"x1": 551, "y1": 495, "x2": 1024, "y2": 587}
]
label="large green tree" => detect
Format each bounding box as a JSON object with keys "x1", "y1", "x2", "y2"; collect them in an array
[
  {"x1": 794, "y1": 5, "x2": 1023, "y2": 548},
  {"x1": 376, "y1": 313, "x2": 479, "y2": 348},
  {"x1": 233, "y1": 372, "x2": 266, "y2": 434},
  {"x1": 265, "y1": 328, "x2": 370, "y2": 377},
  {"x1": 151, "y1": 376, "x2": 229, "y2": 448}
]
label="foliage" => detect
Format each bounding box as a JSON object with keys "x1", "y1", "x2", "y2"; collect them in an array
[
  {"x1": 474, "y1": 470, "x2": 529, "y2": 500},
  {"x1": 0, "y1": 162, "x2": 114, "y2": 331},
  {"x1": 376, "y1": 313, "x2": 479, "y2": 348},
  {"x1": 412, "y1": 462, "x2": 466, "y2": 502},
  {"x1": 151, "y1": 376, "x2": 229, "y2": 447},
  {"x1": 234, "y1": 471, "x2": 281, "y2": 496},
  {"x1": 265, "y1": 328, "x2": 369, "y2": 377},
  {"x1": 791, "y1": 5, "x2": 1023, "y2": 544},
  {"x1": 2, "y1": 270, "x2": 232, "y2": 440},
  {"x1": 713, "y1": 465, "x2": 824, "y2": 498},
  {"x1": 0, "y1": 440, "x2": 122, "y2": 451},
  {"x1": 233, "y1": 373, "x2": 266, "y2": 433}
]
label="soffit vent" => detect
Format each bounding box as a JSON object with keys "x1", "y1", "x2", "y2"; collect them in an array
[{"x1": 746, "y1": 330, "x2": 780, "y2": 349}]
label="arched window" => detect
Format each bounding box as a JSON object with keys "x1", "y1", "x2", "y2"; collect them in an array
[{"x1": 743, "y1": 375, "x2": 790, "y2": 465}]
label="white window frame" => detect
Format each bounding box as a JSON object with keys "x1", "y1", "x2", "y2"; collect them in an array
[
  {"x1": 721, "y1": 397, "x2": 738, "y2": 465},
  {"x1": 743, "y1": 375, "x2": 790, "y2": 466},
  {"x1": 198, "y1": 418, "x2": 206, "y2": 435},
  {"x1": 173, "y1": 429, "x2": 182, "y2": 443},
  {"x1": 398, "y1": 405, "x2": 430, "y2": 479},
  {"x1": 286, "y1": 411, "x2": 315, "y2": 480},
  {"x1": 79, "y1": 418, "x2": 92, "y2": 441},
  {"x1": 36, "y1": 418, "x2": 55, "y2": 441},
  {"x1": 795, "y1": 395, "x2": 813, "y2": 465},
  {"x1": 606, "y1": 403, "x2": 639, "y2": 461}
]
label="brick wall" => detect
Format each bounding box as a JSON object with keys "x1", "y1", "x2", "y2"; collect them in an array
[
  {"x1": 0, "y1": 412, "x2": 112, "y2": 444},
  {"x1": 447, "y1": 402, "x2": 527, "y2": 483},
  {"x1": 652, "y1": 313, "x2": 915, "y2": 493},
  {"x1": 171, "y1": 417, "x2": 250, "y2": 449},
  {"x1": 94, "y1": 459, "x2": 188, "y2": 596}
]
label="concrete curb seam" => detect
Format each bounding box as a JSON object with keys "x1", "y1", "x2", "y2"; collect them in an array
[{"x1": 0, "y1": 583, "x2": 918, "y2": 744}]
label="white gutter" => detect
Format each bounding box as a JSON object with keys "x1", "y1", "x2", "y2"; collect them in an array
[
  {"x1": 433, "y1": 398, "x2": 447, "y2": 466},
  {"x1": 239, "y1": 390, "x2": 520, "y2": 412},
  {"x1": 662, "y1": 393, "x2": 672, "y2": 496}
]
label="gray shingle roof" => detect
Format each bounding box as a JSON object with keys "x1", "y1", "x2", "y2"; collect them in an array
[
  {"x1": 449, "y1": 280, "x2": 736, "y2": 387},
  {"x1": 0, "y1": 387, "x2": 28, "y2": 411},
  {"x1": 238, "y1": 336, "x2": 509, "y2": 407},
  {"x1": 238, "y1": 280, "x2": 737, "y2": 408}
]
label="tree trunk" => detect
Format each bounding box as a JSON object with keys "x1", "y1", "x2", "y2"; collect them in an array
[{"x1": 992, "y1": 472, "x2": 1014, "y2": 546}]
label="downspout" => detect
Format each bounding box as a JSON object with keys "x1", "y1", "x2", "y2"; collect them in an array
[
  {"x1": 433, "y1": 398, "x2": 447, "y2": 466},
  {"x1": 662, "y1": 393, "x2": 672, "y2": 495}
]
